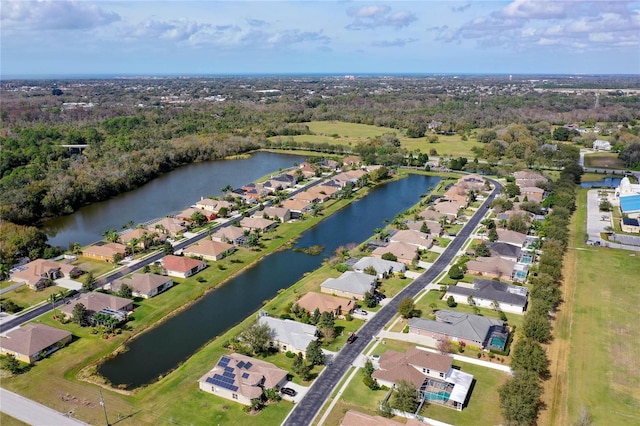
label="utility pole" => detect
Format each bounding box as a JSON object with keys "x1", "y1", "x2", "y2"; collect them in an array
[{"x1": 99, "y1": 390, "x2": 110, "y2": 426}]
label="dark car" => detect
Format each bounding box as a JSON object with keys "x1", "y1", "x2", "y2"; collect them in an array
[
  {"x1": 281, "y1": 387, "x2": 297, "y2": 397},
  {"x1": 346, "y1": 333, "x2": 357, "y2": 344}
]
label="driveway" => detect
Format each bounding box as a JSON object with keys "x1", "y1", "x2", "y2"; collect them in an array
[{"x1": 279, "y1": 381, "x2": 309, "y2": 404}]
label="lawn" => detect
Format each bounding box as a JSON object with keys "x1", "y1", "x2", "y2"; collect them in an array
[
  {"x1": 321, "y1": 340, "x2": 509, "y2": 426},
  {"x1": 542, "y1": 189, "x2": 640, "y2": 426},
  {"x1": 3, "y1": 285, "x2": 65, "y2": 309},
  {"x1": 292, "y1": 121, "x2": 482, "y2": 158},
  {"x1": 583, "y1": 152, "x2": 626, "y2": 169},
  {"x1": 0, "y1": 413, "x2": 28, "y2": 426}
]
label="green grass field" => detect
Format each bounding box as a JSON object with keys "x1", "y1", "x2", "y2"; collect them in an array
[
  {"x1": 277, "y1": 121, "x2": 483, "y2": 158},
  {"x1": 0, "y1": 413, "x2": 29, "y2": 426},
  {"x1": 583, "y1": 152, "x2": 626, "y2": 169},
  {"x1": 543, "y1": 189, "x2": 640, "y2": 425}
]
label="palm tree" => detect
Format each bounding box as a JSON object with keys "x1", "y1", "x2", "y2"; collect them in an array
[
  {"x1": 221, "y1": 184, "x2": 233, "y2": 194},
  {"x1": 102, "y1": 229, "x2": 120, "y2": 243},
  {"x1": 127, "y1": 238, "x2": 139, "y2": 256}
]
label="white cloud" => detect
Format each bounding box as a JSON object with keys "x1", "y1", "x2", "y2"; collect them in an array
[
  {"x1": 1, "y1": 0, "x2": 120, "y2": 30},
  {"x1": 372, "y1": 38, "x2": 418, "y2": 47},
  {"x1": 346, "y1": 4, "x2": 417, "y2": 30},
  {"x1": 126, "y1": 19, "x2": 212, "y2": 42}
]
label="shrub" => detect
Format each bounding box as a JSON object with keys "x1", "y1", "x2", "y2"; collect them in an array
[
  {"x1": 336, "y1": 263, "x2": 349, "y2": 273},
  {"x1": 285, "y1": 351, "x2": 295, "y2": 358},
  {"x1": 402, "y1": 325, "x2": 409, "y2": 333},
  {"x1": 446, "y1": 296, "x2": 457, "y2": 307},
  {"x1": 344, "y1": 313, "x2": 353, "y2": 322}
]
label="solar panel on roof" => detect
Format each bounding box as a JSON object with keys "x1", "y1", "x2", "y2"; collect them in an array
[
  {"x1": 229, "y1": 385, "x2": 238, "y2": 392},
  {"x1": 224, "y1": 366, "x2": 234, "y2": 373},
  {"x1": 219, "y1": 356, "x2": 230, "y2": 367},
  {"x1": 223, "y1": 372, "x2": 235, "y2": 379},
  {"x1": 242, "y1": 372, "x2": 249, "y2": 379},
  {"x1": 236, "y1": 361, "x2": 245, "y2": 369},
  {"x1": 244, "y1": 362, "x2": 252, "y2": 369}
]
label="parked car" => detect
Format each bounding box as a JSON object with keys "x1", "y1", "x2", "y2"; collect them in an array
[
  {"x1": 354, "y1": 308, "x2": 368, "y2": 315},
  {"x1": 346, "y1": 333, "x2": 358, "y2": 344},
  {"x1": 280, "y1": 387, "x2": 297, "y2": 397}
]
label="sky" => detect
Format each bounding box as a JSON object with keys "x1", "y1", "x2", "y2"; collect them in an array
[{"x1": 1, "y1": 0, "x2": 639, "y2": 77}]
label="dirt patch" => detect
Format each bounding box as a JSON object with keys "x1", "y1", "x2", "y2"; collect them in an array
[{"x1": 56, "y1": 391, "x2": 98, "y2": 409}]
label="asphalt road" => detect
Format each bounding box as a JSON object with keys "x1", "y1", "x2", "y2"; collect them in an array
[
  {"x1": 0, "y1": 176, "x2": 327, "y2": 334},
  {"x1": 283, "y1": 179, "x2": 502, "y2": 426},
  {"x1": 0, "y1": 388, "x2": 89, "y2": 425}
]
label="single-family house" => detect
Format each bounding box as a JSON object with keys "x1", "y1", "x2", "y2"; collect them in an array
[
  {"x1": 211, "y1": 227, "x2": 246, "y2": 246},
  {"x1": 320, "y1": 271, "x2": 377, "y2": 300},
  {"x1": 404, "y1": 220, "x2": 443, "y2": 236},
  {"x1": 592, "y1": 139, "x2": 611, "y2": 151},
  {"x1": 184, "y1": 240, "x2": 235, "y2": 261},
  {"x1": 147, "y1": 217, "x2": 187, "y2": 237},
  {"x1": 111, "y1": 273, "x2": 174, "y2": 299},
  {"x1": 513, "y1": 171, "x2": 548, "y2": 189},
  {"x1": 177, "y1": 207, "x2": 216, "y2": 222},
  {"x1": 417, "y1": 208, "x2": 447, "y2": 222},
  {"x1": 195, "y1": 198, "x2": 232, "y2": 214},
  {"x1": 161, "y1": 255, "x2": 207, "y2": 278},
  {"x1": 262, "y1": 207, "x2": 291, "y2": 223},
  {"x1": 496, "y1": 229, "x2": 527, "y2": 247},
  {"x1": 342, "y1": 156, "x2": 360, "y2": 167},
  {"x1": 458, "y1": 174, "x2": 486, "y2": 192},
  {"x1": 198, "y1": 353, "x2": 288, "y2": 406},
  {"x1": 258, "y1": 316, "x2": 317, "y2": 357},
  {"x1": 239, "y1": 217, "x2": 277, "y2": 233},
  {"x1": 519, "y1": 187, "x2": 544, "y2": 202},
  {"x1": 1, "y1": 324, "x2": 72, "y2": 364},
  {"x1": 351, "y1": 257, "x2": 406, "y2": 279},
  {"x1": 292, "y1": 191, "x2": 321, "y2": 204},
  {"x1": 409, "y1": 310, "x2": 508, "y2": 350},
  {"x1": 372, "y1": 347, "x2": 473, "y2": 411},
  {"x1": 486, "y1": 242, "x2": 521, "y2": 262},
  {"x1": 466, "y1": 256, "x2": 516, "y2": 279},
  {"x1": 433, "y1": 202, "x2": 461, "y2": 221},
  {"x1": 314, "y1": 185, "x2": 340, "y2": 197},
  {"x1": 442, "y1": 186, "x2": 468, "y2": 205},
  {"x1": 371, "y1": 242, "x2": 419, "y2": 265},
  {"x1": 281, "y1": 199, "x2": 313, "y2": 216},
  {"x1": 120, "y1": 228, "x2": 163, "y2": 249},
  {"x1": 60, "y1": 292, "x2": 133, "y2": 320},
  {"x1": 389, "y1": 230, "x2": 433, "y2": 250},
  {"x1": 296, "y1": 292, "x2": 355, "y2": 317},
  {"x1": 445, "y1": 279, "x2": 528, "y2": 314},
  {"x1": 82, "y1": 242, "x2": 127, "y2": 263},
  {"x1": 11, "y1": 259, "x2": 83, "y2": 291}
]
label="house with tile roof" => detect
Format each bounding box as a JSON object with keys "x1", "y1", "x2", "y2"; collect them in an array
[
  {"x1": 486, "y1": 242, "x2": 522, "y2": 262},
  {"x1": 211, "y1": 226, "x2": 247, "y2": 246},
  {"x1": 146, "y1": 217, "x2": 188, "y2": 237},
  {"x1": 372, "y1": 347, "x2": 473, "y2": 411},
  {"x1": 445, "y1": 279, "x2": 528, "y2": 314},
  {"x1": 496, "y1": 229, "x2": 527, "y2": 247},
  {"x1": 296, "y1": 292, "x2": 355, "y2": 317},
  {"x1": 466, "y1": 256, "x2": 516, "y2": 279},
  {"x1": 198, "y1": 353, "x2": 288, "y2": 406},
  {"x1": 520, "y1": 186, "x2": 545, "y2": 202},
  {"x1": 409, "y1": 310, "x2": 507, "y2": 350},
  {"x1": 82, "y1": 242, "x2": 127, "y2": 263},
  {"x1": 239, "y1": 217, "x2": 277, "y2": 233},
  {"x1": 184, "y1": 240, "x2": 235, "y2": 261},
  {"x1": 262, "y1": 207, "x2": 291, "y2": 223},
  {"x1": 389, "y1": 230, "x2": 433, "y2": 250},
  {"x1": 195, "y1": 198, "x2": 232, "y2": 214},
  {"x1": 258, "y1": 316, "x2": 317, "y2": 357},
  {"x1": 11, "y1": 259, "x2": 83, "y2": 291},
  {"x1": 176, "y1": 207, "x2": 216, "y2": 222},
  {"x1": 320, "y1": 271, "x2": 377, "y2": 300},
  {"x1": 161, "y1": 255, "x2": 207, "y2": 278},
  {"x1": 1, "y1": 324, "x2": 72, "y2": 364},
  {"x1": 404, "y1": 220, "x2": 443, "y2": 236},
  {"x1": 111, "y1": 273, "x2": 174, "y2": 299}
]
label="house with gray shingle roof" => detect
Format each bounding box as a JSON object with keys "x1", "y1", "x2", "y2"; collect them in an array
[
  {"x1": 445, "y1": 279, "x2": 528, "y2": 314},
  {"x1": 258, "y1": 316, "x2": 317, "y2": 357},
  {"x1": 408, "y1": 310, "x2": 507, "y2": 349},
  {"x1": 487, "y1": 242, "x2": 521, "y2": 262},
  {"x1": 351, "y1": 257, "x2": 406, "y2": 279},
  {"x1": 320, "y1": 271, "x2": 377, "y2": 300}
]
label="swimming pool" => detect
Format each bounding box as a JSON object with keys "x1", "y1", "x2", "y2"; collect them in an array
[
  {"x1": 424, "y1": 391, "x2": 451, "y2": 402},
  {"x1": 489, "y1": 335, "x2": 507, "y2": 350}
]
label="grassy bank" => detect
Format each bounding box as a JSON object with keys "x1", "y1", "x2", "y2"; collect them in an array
[{"x1": 542, "y1": 189, "x2": 640, "y2": 425}]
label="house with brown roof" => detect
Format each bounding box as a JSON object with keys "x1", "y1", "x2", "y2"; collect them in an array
[
  {"x1": 184, "y1": 240, "x2": 235, "y2": 261},
  {"x1": 417, "y1": 208, "x2": 446, "y2": 222},
  {"x1": 198, "y1": 353, "x2": 288, "y2": 406},
  {"x1": 111, "y1": 273, "x2": 174, "y2": 299},
  {"x1": 195, "y1": 198, "x2": 232, "y2": 214},
  {"x1": 293, "y1": 190, "x2": 321, "y2": 204},
  {"x1": 211, "y1": 226, "x2": 247, "y2": 246},
  {"x1": 176, "y1": 207, "x2": 216, "y2": 222},
  {"x1": 239, "y1": 217, "x2": 277, "y2": 233},
  {"x1": 342, "y1": 156, "x2": 360, "y2": 166},
  {"x1": 82, "y1": 242, "x2": 127, "y2": 263},
  {"x1": 281, "y1": 199, "x2": 313, "y2": 215},
  {"x1": 60, "y1": 292, "x2": 133, "y2": 320},
  {"x1": 520, "y1": 186, "x2": 544, "y2": 202},
  {"x1": 371, "y1": 242, "x2": 419, "y2": 265},
  {"x1": 11, "y1": 259, "x2": 83, "y2": 291},
  {"x1": 314, "y1": 184, "x2": 340, "y2": 197},
  {"x1": 458, "y1": 174, "x2": 486, "y2": 192},
  {"x1": 147, "y1": 217, "x2": 187, "y2": 237},
  {"x1": 372, "y1": 347, "x2": 473, "y2": 411},
  {"x1": 120, "y1": 228, "x2": 163, "y2": 249},
  {"x1": 1, "y1": 324, "x2": 72, "y2": 364},
  {"x1": 466, "y1": 256, "x2": 516, "y2": 279},
  {"x1": 514, "y1": 170, "x2": 548, "y2": 189},
  {"x1": 404, "y1": 220, "x2": 443, "y2": 236},
  {"x1": 389, "y1": 230, "x2": 433, "y2": 250},
  {"x1": 262, "y1": 207, "x2": 291, "y2": 223},
  {"x1": 161, "y1": 255, "x2": 207, "y2": 278},
  {"x1": 296, "y1": 292, "x2": 355, "y2": 317},
  {"x1": 442, "y1": 186, "x2": 468, "y2": 205},
  {"x1": 433, "y1": 202, "x2": 462, "y2": 220}
]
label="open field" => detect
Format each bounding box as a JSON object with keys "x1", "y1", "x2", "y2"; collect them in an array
[
  {"x1": 583, "y1": 152, "x2": 626, "y2": 169},
  {"x1": 0, "y1": 413, "x2": 29, "y2": 426},
  {"x1": 542, "y1": 189, "x2": 640, "y2": 425},
  {"x1": 276, "y1": 121, "x2": 483, "y2": 158},
  {"x1": 321, "y1": 339, "x2": 509, "y2": 426}
]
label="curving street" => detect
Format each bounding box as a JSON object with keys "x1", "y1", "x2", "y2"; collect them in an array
[{"x1": 283, "y1": 179, "x2": 502, "y2": 426}]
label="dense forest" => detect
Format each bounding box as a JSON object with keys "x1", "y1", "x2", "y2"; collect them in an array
[{"x1": 1, "y1": 75, "x2": 639, "y2": 266}]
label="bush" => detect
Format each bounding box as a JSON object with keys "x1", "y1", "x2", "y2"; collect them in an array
[
  {"x1": 344, "y1": 313, "x2": 353, "y2": 322},
  {"x1": 402, "y1": 325, "x2": 409, "y2": 333},
  {"x1": 285, "y1": 351, "x2": 295, "y2": 358},
  {"x1": 446, "y1": 296, "x2": 457, "y2": 307},
  {"x1": 279, "y1": 314, "x2": 293, "y2": 320},
  {"x1": 336, "y1": 263, "x2": 349, "y2": 273}
]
